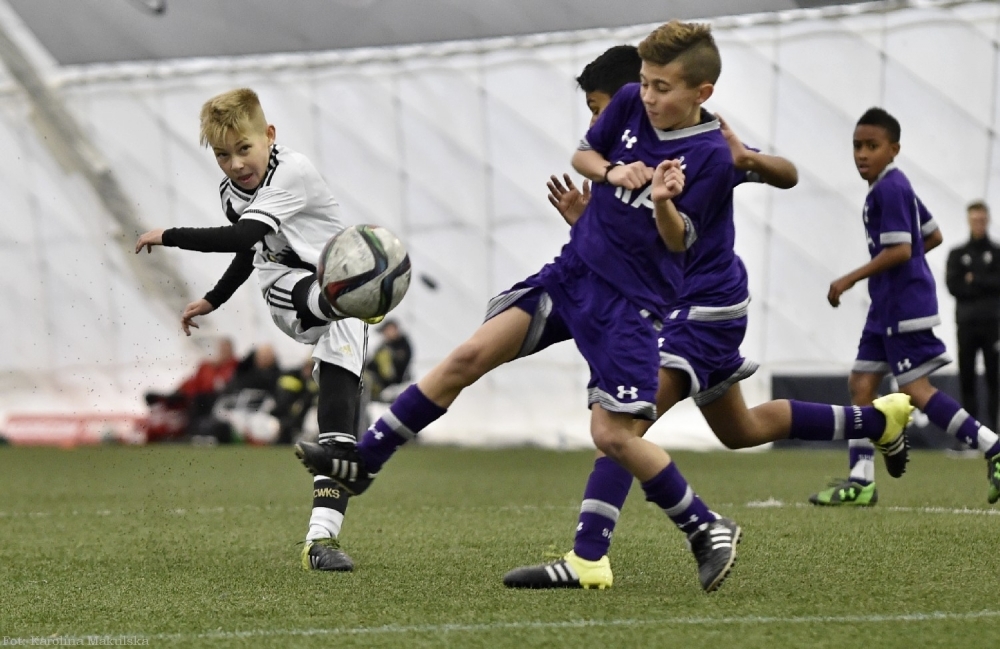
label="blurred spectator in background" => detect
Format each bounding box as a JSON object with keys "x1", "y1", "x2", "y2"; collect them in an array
[
  {"x1": 272, "y1": 358, "x2": 320, "y2": 445},
  {"x1": 195, "y1": 343, "x2": 283, "y2": 444},
  {"x1": 946, "y1": 201, "x2": 1000, "y2": 430},
  {"x1": 228, "y1": 343, "x2": 282, "y2": 394},
  {"x1": 142, "y1": 337, "x2": 238, "y2": 442},
  {"x1": 364, "y1": 319, "x2": 413, "y2": 403}
]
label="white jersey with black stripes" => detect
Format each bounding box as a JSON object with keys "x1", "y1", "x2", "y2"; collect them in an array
[
  {"x1": 219, "y1": 143, "x2": 346, "y2": 294},
  {"x1": 218, "y1": 143, "x2": 363, "y2": 378}
]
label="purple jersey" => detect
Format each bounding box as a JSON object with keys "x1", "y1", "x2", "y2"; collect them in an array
[
  {"x1": 861, "y1": 164, "x2": 940, "y2": 335},
  {"x1": 573, "y1": 83, "x2": 743, "y2": 318}
]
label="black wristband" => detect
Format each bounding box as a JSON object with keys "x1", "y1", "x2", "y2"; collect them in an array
[{"x1": 603, "y1": 162, "x2": 621, "y2": 183}]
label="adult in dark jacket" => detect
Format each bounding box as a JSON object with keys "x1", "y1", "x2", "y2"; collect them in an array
[{"x1": 946, "y1": 201, "x2": 1000, "y2": 428}]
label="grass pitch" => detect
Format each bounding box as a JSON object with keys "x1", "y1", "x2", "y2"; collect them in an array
[{"x1": 2, "y1": 444, "x2": 999, "y2": 648}]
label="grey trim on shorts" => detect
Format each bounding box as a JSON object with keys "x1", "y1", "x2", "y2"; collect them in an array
[
  {"x1": 687, "y1": 296, "x2": 751, "y2": 322},
  {"x1": 587, "y1": 387, "x2": 656, "y2": 420},
  {"x1": 659, "y1": 353, "x2": 700, "y2": 398},
  {"x1": 580, "y1": 498, "x2": 621, "y2": 522},
  {"x1": 897, "y1": 314, "x2": 941, "y2": 333},
  {"x1": 853, "y1": 360, "x2": 891, "y2": 374},
  {"x1": 484, "y1": 287, "x2": 530, "y2": 323},
  {"x1": 880, "y1": 231, "x2": 912, "y2": 245},
  {"x1": 896, "y1": 353, "x2": 952, "y2": 386},
  {"x1": 693, "y1": 358, "x2": 760, "y2": 407},
  {"x1": 484, "y1": 287, "x2": 553, "y2": 359},
  {"x1": 516, "y1": 292, "x2": 553, "y2": 359}
]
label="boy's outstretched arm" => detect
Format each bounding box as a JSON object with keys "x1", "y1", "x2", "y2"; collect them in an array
[
  {"x1": 828, "y1": 243, "x2": 911, "y2": 307},
  {"x1": 136, "y1": 220, "x2": 271, "y2": 254},
  {"x1": 178, "y1": 251, "x2": 256, "y2": 336},
  {"x1": 572, "y1": 149, "x2": 652, "y2": 189},
  {"x1": 717, "y1": 113, "x2": 798, "y2": 189}
]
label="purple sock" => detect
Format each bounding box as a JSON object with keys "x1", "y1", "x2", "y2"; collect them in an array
[
  {"x1": 573, "y1": 457, "x2": 633, "y2": 561},
  {"x1": 357, "y1": 385, "x2": 446, "y2": 473},
  {"x1": 788, "y1": 401, "x2": 886, "y2": 441},
  {"x1": 923, "y1": 391, "x2": 1000, "y2": 456},
  {"x1": 640, "y1": 463, "x2": 716, "y2": 535}
]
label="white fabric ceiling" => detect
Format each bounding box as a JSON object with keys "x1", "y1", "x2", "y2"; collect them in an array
[{"x1": 7, "y1": 0, "x2": 865, "y2": 64}]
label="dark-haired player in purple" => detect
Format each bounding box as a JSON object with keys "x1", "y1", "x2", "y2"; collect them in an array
[
  {"x1": 296, "y1": 24, "x2": 910, "y2": 594},
  {"x1": 809, "y1": 107, "x2": 1000, "y2": 507}
]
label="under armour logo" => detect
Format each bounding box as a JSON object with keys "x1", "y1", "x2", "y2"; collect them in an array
[
  {"x1": 897, "y1": 358, "x2": 912, "y2": 372},
  {"x1": 617, "y1": 385, "x2": 638, "y2": 400},
  {"x1": 372, "y1": 429, "x2": 384, "y2": 440},
  {"x1": 677, "y1": 155, "x2": 687, "y2": 171},
  {"x1": 621, "y1": 129, "x2": 637, "y2": 149}
]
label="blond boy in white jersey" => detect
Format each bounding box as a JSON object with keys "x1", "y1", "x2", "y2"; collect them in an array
[{"x1": 136, "y1": 88, "x2": 366, "y2": 572}]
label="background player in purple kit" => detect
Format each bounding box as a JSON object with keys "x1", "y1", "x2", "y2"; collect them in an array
[
  {"x1": 502, "y1": 33, "x2": 913, "y2": 591},
  {"x1": 809, "y1": 107, "x2": 1000, "y2": 507},
  {"x1": 297, "y1": 23, "x2": 913, "y2": 593}
]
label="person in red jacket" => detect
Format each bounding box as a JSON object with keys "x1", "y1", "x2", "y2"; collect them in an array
[{"x1": 143, "y1": 337, "x2": 238, "y2": 441}]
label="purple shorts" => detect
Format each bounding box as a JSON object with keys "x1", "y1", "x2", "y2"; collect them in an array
[
  {"x1": 658, "y1": 315, "x2": 758, "y2": 406},
  {"x1": 853, "y1": 328, "x2": 951, "y2": 386},
  {"x1": 486, "y1": 250, "x2": 659, "y2": 419},
  {"x1": 485, "y1": 286, "x2": 571, "y2": 358}
]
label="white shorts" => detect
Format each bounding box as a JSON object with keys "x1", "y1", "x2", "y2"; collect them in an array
[{"x1": 264, "y1": 269, "x2": 365, "y2": 378}]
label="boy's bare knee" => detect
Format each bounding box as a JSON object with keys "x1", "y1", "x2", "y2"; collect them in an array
[
  {"x1": 714, "y1": 430, "x2": 748, "y2": 450},
  {"x1": 442, "y1": 341, "x2": 491, "y2": 383},
  {"x1": 591, "y1": 426, "x2": 627, "y2": 460}
]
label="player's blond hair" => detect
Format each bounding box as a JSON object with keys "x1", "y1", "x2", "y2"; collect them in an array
[
  {"x1": 199, "y1": 88, "x2": 268, "y2": 148},
  {"x1": 637, "y1": 21, "x2": 721, "y2": 87}
]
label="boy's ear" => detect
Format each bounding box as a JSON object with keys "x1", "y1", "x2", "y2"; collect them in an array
[
  {"x1": 891, "y1": 141, "x2": 900, "y2": 158},
  {"x1": 266, "y1": 124, "x2": 276, "y2": 143},
  {"x1": 696, "y1": 82, "x2": 714, "y2": 106}
]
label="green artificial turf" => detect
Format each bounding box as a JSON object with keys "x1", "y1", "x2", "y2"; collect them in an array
[{"x1": 1, "y1": 445, "x2": 998, "y2": 648}]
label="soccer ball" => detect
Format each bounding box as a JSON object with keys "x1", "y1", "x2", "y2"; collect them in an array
[{"x1": 317, "y1": 224, "x2": 411, "y2": 321}]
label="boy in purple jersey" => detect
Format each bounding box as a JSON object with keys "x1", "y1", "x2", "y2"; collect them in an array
[
  {"x1": 503, "y1": 36, "x2": 913, "y2": 590},
  {"x1": 297, "y1": 24, "x2": 913, "y2": 593},
  {"x1": 809, "y1": 107, "x2": 1000, "y2": 507}
]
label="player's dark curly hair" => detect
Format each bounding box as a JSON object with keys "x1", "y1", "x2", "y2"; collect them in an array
[
  {"x1": 576, "y1": 45, "x2": 641, "y2": 96},
  {"x1": 857, "y1": 107, "x2": 901, "y2": 144}
]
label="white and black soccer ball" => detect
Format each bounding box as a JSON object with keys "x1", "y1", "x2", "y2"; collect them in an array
[{"x1": 318, "y1": 224, "x2": 411, "y2": 321}]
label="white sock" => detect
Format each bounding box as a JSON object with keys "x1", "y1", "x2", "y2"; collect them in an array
[
  {"x1": 848, "y1": 438, "x2": 876, "y2": 484},
  {"x1": 308, "y1": 282, "x2": 346, "y2": 320}
]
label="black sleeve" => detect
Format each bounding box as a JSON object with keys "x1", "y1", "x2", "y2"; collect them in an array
[
  {"x1": 203, "y1": 250, "x2": 255, "y2": 309},
  {"x1": 976, "y1": 243, "x2": 1000, "y2": 294},
  {"x1": 162, "y1": 219, "x2": 272, "y2": 253}
]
